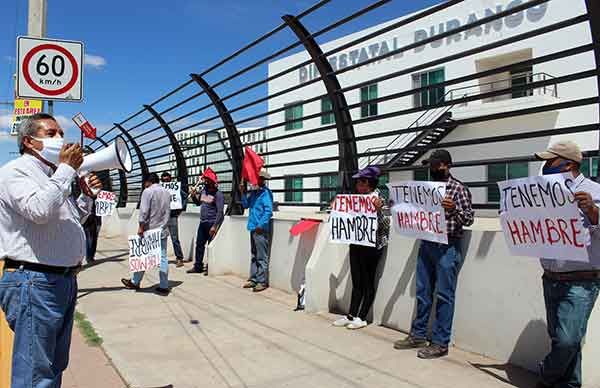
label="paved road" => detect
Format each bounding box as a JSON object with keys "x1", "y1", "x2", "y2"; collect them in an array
[{"x1": 74, "y1": 235, "x2": 537, "y2": 388}]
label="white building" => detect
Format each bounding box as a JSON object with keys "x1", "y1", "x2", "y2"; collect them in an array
[
  {"x1": 267, "y1": 0, "x2": 598, "y2": 206},
  {"x1": 171, "y1": 127, "x2": 268, "y2": 193}
]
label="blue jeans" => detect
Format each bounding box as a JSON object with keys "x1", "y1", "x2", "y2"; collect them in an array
[
  {"x1": 0, "y1": 268, "x2": 78, "y2": 388},
  {"x1": 541, "y1": 277, "x2": 600, "y2": 388},
  {"x1": 167, "y1": 216, "x2": 184, "y2": 260},
  {"x1": 132, "y1": 236, "x2": 169, "y2": 289},
  {"x1": 250, "y1": 231, "x2": 269, "y2": 285},
  {"x1": 411, "y1": 239, "x2": 463, "y2": 347},
  {"x1": 194, "y1": 222, "x2": 213, "y2": 271}
]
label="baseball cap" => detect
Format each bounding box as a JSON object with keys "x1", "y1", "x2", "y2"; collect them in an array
[
  {"x1": 352, "y1": 166, "x2": 381, "y2": 179},
  {"x1": 259, "y1": 168, "x2": 271, "y2": 179},
  {"x1": 535, "y1": 141, "x2": 582, "y2": 163},
  {"x1": 422, "y1": 149, "x2": 452, "y2": 166}
]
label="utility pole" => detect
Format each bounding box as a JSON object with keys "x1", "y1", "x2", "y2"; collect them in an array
[{"x1": 27, "y1": 0, "x2": 52, "y2": 115}]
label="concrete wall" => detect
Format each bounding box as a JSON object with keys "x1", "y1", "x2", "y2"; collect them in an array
[{"x1": 101, "y1": 209, "x2": 600, "y2": 385}]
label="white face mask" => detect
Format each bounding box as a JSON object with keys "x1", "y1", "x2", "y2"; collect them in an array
[{"x1": 33, "y1": 137, "x2": 64, "y2": 165}]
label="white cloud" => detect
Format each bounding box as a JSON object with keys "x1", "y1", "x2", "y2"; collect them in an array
[
  {"x1": 84, "y1": 54, "x2": 107, "y2": 69},
  {"x1": 55, "y1": 115, "x2": 74, "y2": 130},
  {"x1": 0, "y1": 114, "x2": 10, "y2": 128}
]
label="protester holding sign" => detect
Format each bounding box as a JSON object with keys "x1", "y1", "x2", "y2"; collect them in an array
[
  {"x1": 332, "y1": 166, "x2": 390, "y2": 330},
  {"x1": 188, "y1": 168, "x2": 224, "y2": 275},
  {"x1": 122, "y1": 173, "x2": 172, "y2": 295},
  {"x1": 394, "y1": 149, "x2": 473, "y2": 359},
  {"x1": 0, "y1": 113, "x2": 103, "y2": 387},
  {"x1": 161, "y1": 172, "x2": 186, "y2": 268},
  {"x1": 531, "y1": 141, "x2": 600, "y2": 388},
  {"x1": 240, "y1": 167, "x2": 273, "y2": 293}
]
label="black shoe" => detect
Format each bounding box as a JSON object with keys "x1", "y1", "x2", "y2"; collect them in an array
[
  {"x1": 121, "y1": 278, "x2": 139, "y2": 290},
  {"x1": 187, "y1": 268, "x2": 204, "y2": 274},
  {"x1": 394, "y1": 335, "x2": 428, "y2": 350},
  {"x1": 175, "y1": 259, "x2": 184, "y2": 268},
  {"x1": 417, "y1": 344, "x2": 449, "y2": 359},
  {"x1": 253, "y1": 284, "x2": 268, "y2": 293},
  {"x1": 155, "y1": 287, "x2": 170, "y2": 296}
]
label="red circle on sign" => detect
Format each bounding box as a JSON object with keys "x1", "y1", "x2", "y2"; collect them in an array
[{"x1": 22, "y1": 43, "x2": 79, "y2": 96}]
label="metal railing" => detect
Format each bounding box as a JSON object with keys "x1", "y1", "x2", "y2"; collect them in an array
[
  {"x1": 447, "y1": 71, "x2": 559, "y2": 105},
  {"x1": 89, "y1": 0, "x2": 600, "y2": 211}
]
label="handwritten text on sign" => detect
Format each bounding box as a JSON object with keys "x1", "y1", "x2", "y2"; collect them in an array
[
  {"x1": 95, "y1": 190, "x2": 116, "y2": 217},
  {"x1": 498, "y1": 174, "x2": 588, "y2": 262},
  {"x1": 128, "y1": 228, "x2": 162, "y2": 273},
  {"x1": 388, "y1": 181, "x2": 448, "y2": 244},
  {"x1": 161, "y1": 181, "x2": 182, "y2": 210},
  {"x1": 329, "y1": 194, "x2": 378, "y2": 247}
]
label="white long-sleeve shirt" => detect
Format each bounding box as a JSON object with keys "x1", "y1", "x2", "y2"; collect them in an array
[
  {"x1": 0, "y1": 154, "x2": 93, "y2": 267},
  {"x1": 541, "y1": 173, "x2": 600, "y2": 272}
]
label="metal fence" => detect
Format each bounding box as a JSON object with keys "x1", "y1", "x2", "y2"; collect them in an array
[{"x1": 88, "y1": 0, "x2": 600, "y2": 212}]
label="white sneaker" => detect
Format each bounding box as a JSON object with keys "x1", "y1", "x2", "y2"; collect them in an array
[
  {"x1": 332, "y1": 316, "x2": 352, "y2": 327},
  {"x1": 347, "y1": 317, "x2": 367, "y2": 330}
]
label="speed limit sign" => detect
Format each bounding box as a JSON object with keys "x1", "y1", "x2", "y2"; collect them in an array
[{"x1": 17, "y1": 36, "x2": 84, "y2": 102}]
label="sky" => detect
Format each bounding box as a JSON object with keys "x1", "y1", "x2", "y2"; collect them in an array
[{"x1": 0, "y1": 0, "x2": 442, "y2": 166}]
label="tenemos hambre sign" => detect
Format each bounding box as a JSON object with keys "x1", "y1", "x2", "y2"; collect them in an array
[{"x1": 498, "y1": 173, "x2": 588, "y2": 262}]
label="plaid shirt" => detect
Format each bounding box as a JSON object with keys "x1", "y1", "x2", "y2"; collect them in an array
[{"x1": 445, "y1": 175, "x2": 474, "y2": 238}]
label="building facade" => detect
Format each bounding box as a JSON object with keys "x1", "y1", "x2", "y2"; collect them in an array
[{"x1": 266, "y1": 0, "x2": 598, "y2": 206}]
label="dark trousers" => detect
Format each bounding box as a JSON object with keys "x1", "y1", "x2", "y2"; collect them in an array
[
  {"x1": 194, "y1": 222, "x2": 213, "y2": 270},
  {"x1": 541, "y1": 277, "x2": 600, "y2": 388},
  {"x1": 250, "y1": 231, "x2": 270, "y2": 285},
  {"x1": 348, "y1": 244, "x2": 383, "y2": 320},
  {"x1": 84, "y1": 216, "x2": 102, "y2": 261},
  {"x1": 411, "y1": 239, "x2": 463, "y2": 347},
  {"x1": 167, "y1": 216, "x2": 184, "y2": 260}
]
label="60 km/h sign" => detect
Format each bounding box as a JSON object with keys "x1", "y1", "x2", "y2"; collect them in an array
[{"x1": 17, "y1": 37, "x2": 84, "y2": 102}]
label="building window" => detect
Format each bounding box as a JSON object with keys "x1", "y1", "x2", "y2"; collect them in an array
[
  {"x1": 511, "y1": 66, "x2": 533, "y2": 99},
  {"x1": 414, "y1": 168, "x2": 430, "y2": 181},
  {"x1": 320, "y1": 174, "x2": 338, "y2": 203},
  {"x1": 360, "y1": 84, "x2": 378, "y2": 118},
  {"x1": 321, "y1": 97, "x2": 335, "y2": 125},
  {"x1": 285, "y1": 176, "x2": 303, "y2": 202},
  {"x1": 285, "y1": 103, "x2": 303, "y2": 130},
  {"x1": 581, "y1": 157, "x2": 599, "y2": 178},
  {"x1": 412, "y1": 68, "x2": 445, "y2": 108},
  {"x1": 487, "y1": 162, "x2": 529, "y2": 202},
  {"x1": 377, "y1": 173, "x2": 389, "y2": 201}
]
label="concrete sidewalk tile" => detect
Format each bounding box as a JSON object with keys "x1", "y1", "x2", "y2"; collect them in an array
[{"x1": 72, "y1": 236, "x2": 537, "y2": 388}]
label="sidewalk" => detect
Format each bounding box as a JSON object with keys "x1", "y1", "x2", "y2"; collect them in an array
[
  {"x1": 75, "y1": 235, "x2": 538, "y2": 388},
  {"x1": 63, "y1": 325, "x2": 127, "y2": 388}
]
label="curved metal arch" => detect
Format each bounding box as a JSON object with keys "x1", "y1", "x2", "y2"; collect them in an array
[
  {"x1": 585, "y1": 0, "x2": 600, "y2": 163},
  {"x1": 94, "y1": 137, "x2": 129, "y2": 207},
  {"x1": 190, "y1": 73, "x2": 244, "y2": 215},
  {"x1": 114, "y1": 123, "x2": 150, "y2": 180},
  {"x1": 143, "y1": 105, "x2": 189, "y2": 205},
  {"x1": 282, "y1": 14, "x2": 358, "y2": 193}
]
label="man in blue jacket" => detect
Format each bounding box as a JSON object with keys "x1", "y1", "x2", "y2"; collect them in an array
[{"x1": 240, "y1": 168, "x2": 273, "y2": 293}]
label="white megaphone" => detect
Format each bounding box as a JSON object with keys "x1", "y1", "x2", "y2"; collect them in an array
[{"x1": 79, "y1": 136, "x2": 133, "y2": 193}]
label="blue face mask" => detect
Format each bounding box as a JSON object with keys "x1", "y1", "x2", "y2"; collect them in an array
[{"x1": 542, "y1": 160, "x2": 569, "y2": 175}]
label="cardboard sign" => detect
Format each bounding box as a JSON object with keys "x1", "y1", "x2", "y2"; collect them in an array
[
  {"x1": 161, "y1": 181, "x2": 182, "y2": 210},
  {"x1": 329, "y1": 194, "x2": 378, "y2": 247},
  {"x1": 95, "y1": 190, "x2": 116, "y2": 217},
  {"x1": 498, "y1": 174, "x2": 588, "y2": 262},
  {"x1": 388, "y1": 181, "x2": 448, "y2": 244},
  {"x1": 128, "y1": 228, "x2": 162, "y2": 273}
]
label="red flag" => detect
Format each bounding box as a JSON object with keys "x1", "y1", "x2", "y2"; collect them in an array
[
  {"x1": 202, "y1": 167, "x2": 218, "y2": 184},
  {"x1": 290, "y1": 219, "x2": 321, "y2": 236},
  {"x1": 241, "y1": 146, "x2": 264, "y2": 185}
]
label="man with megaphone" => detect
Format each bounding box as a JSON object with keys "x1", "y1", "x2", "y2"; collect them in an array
[{"x1": 0, "y1": 113, "x2": 103, "y2": 387}]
